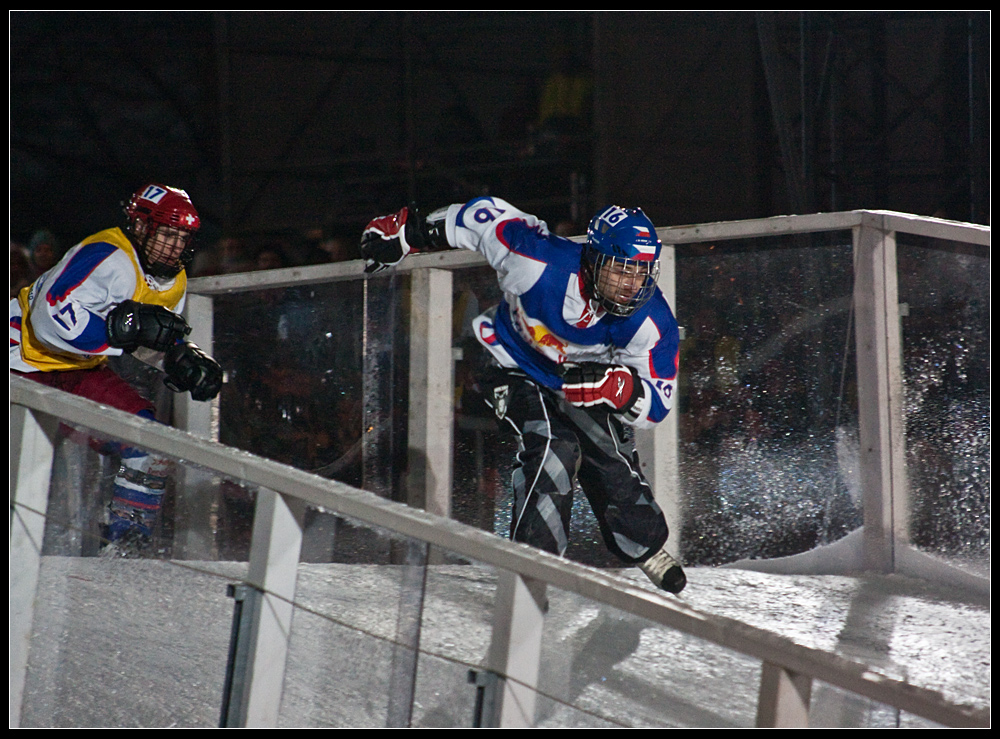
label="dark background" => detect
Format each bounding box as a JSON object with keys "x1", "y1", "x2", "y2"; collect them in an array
[{"x1": 10, "y1": 11, "x2": 990, "y2": 268}]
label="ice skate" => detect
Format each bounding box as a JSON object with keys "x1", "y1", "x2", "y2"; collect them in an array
[
  {"x1": 639, "y1": 546, "x2": 687, "y2": 594},
  {"x1": 100, "y1": 525, "x2": 153, "y2": 559}
]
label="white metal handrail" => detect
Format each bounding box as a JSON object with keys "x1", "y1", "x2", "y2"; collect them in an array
[
  {"x1": 182, "y1": 209, "x2": 988, "y2": 299},
  {"x1": 9, "y1": 377, "x2": 989, "y2": 728},
  {"x1": 180, "y1": 209, "x2": 989, "y2": 567},
  {"x1": 11, "y1": 209, "x2": 988, "y2": 728}
]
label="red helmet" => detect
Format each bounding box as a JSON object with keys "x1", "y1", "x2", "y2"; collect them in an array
[{"x1": 124, "y1": 183, "x2": 201, "y2": 278}]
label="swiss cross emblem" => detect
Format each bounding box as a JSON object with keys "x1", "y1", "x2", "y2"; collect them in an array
[{"x1": 184, "y1": 214, "x2": 196, "y2": 225}]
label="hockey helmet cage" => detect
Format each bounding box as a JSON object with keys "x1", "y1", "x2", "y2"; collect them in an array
[
  {"x1": 583, "y1": 205, "x2": 661, "y2": 316},
  {"x1": 125, "y1": 183, "x2": 201, "y2": 279}
]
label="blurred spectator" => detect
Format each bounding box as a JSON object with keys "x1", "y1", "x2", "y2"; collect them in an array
[
  {"x1": 26, "y1": 228, "x2": 61, "y2": 277},
  {"x1": 553, "y1": 219, "x2": 580, "y2": 238},
  {"x1": 10, "y1": 240, "x2": 32, "y2": 298},
  {"x1": 189, "y1": 245, "x2": 222, "y2": 277},
  {"x1": 217, "y1": 236, "x2": 253, "y2": 274},
  {"x1": 533, "y1": 44, "x2": 592, "y2": 157},
  {"x1": 12, "y1": 228, "x2": 63, "y2": 298},
  {"x1": 254, "y1": 243, "x2": 288, "y2": 271},
  {"x1": 318, "y1": 235, "x2": 355, "y2": 263}
]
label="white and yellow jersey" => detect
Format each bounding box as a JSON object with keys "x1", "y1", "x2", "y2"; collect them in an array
[{"x1": 10, "y1": 227, "x2": 186, "y2": 373}]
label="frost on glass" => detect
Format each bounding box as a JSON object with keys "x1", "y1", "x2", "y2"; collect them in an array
[
  {"x1": 676, "y1": 236, "x2": 862, "y2": 566},
  {"x1": 897, "y1": 238, "x2": 990, "y2": 561}
]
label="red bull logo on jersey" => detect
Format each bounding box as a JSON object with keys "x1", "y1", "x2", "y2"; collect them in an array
[
  {"x1": 530, "y1": 324, "x2": 568, "y2": 354},
  {"x1": 512, "y1": 302, "x2": 569, "y2": 359}
]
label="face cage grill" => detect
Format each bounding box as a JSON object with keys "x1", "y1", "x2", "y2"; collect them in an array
[
  {"x1": 590, "y1": 253, "x2": 660, "y2": 317},
  {"x1": 134, "y1": 222, "x2": 196, "y2": 279}
]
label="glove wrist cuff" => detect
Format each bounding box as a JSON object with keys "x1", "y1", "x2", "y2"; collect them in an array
[{"x1": 619, "y1": 376, "x2": 646, "y2": 422}]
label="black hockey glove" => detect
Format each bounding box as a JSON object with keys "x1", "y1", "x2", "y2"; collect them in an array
[
  {"x1": 163, "y1": 341, "x2": 223, "y2": 401},
  {"x1": 561, "y1": 362, "x2": 643, "y2": 417},
  {"x1": 359, "y1": 204, "x2": 447, "y2": 274},
  {"x1": 106, "y1": 300, "x2": 191, "y2": 353}
]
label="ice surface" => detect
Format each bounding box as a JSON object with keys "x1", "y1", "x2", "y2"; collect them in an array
[{"x1": 20, "y1": 553, "x2": 989, "y2": 728}]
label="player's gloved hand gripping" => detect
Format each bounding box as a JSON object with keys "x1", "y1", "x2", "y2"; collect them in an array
[
  {"x1": 359, "y1": 204, "x2": 449, "y2": 274},
  {"x1": 107, "y1": 300, "x2": 222, "y2": 401},
  {"x1": 561, "y1": 362, "x2": 643, "y2": 416},
  {"x1": 360, "y1": 205, "x2": 425, "y2": 274},
  {"x1": 106, "y1": 300, "x2": 191, "y2": 353},
  {"x1": 163, "y1": 341, "x2": 223, "y2": 401}
]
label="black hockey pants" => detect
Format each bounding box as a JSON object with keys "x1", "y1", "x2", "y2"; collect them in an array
[{"x1": 487, "y1": 369, "x2": 669, "y2": 564}]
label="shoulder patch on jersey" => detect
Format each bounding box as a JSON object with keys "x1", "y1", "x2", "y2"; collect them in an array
[{"x1": 46, "y1": 242, "x2": 119, "y2": 306}]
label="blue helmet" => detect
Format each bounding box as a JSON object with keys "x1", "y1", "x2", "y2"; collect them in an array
[{"x1": 583, "y1": 206, "x2": 661, "y2": 316}]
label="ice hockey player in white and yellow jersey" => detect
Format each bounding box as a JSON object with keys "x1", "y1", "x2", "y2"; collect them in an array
[{"x1": 10, "y1": 183, "x2": 222, "y2": 555}]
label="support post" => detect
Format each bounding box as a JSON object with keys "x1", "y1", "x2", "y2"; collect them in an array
[
  {"x1": 852, "y1": 218, "x2": 908, "y2": 573},
  {"x1": 486, "y1": 571, "x2": 548, "y2": 727},
  {"x1": 176, "y1": 291, "x2": 217, "y2": 440},
  {"x1": 406, "y1": 268, "x2": 455, "y2": 520},
  {"x1": 756, "y1": 661, "x2": 813, "y2": 727},
  {"x1": 635, "y1": 241, "x2": 682, "y2": 556},
  {"x1": 9, "y1": 405, "x2": 59, "y2": 728},
  {"x1": 174, "y1": 292, "x2": 219, "y2": 560},
  {"x1": 225, "y1": 488, "x2": 305, "y2": 727}
]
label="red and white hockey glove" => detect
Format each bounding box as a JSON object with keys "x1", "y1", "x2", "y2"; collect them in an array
[
  {"x1": 560, "y1": 362, "x2": 643, "y2": 416},
  {"x1": 360, "y1": 205, "x2": 425, "y2": 274}
]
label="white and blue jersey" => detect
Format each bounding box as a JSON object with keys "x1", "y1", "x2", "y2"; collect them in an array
[{"x1": 441, "y1": 197, "x2": 679, "y2": 429}]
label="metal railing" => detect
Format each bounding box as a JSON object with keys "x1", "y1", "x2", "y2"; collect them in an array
[
  {"x1": 10, "y1": 209, "x2": 989, "y2": 728},
  {"x1": 180, "y1": 208, "x2": 990, "y2": 584},
  {"x1": 10, "y1": 377, "x2": 990, "y2": 727}
]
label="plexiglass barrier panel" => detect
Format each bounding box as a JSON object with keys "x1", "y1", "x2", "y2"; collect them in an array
[
  {"x1": 277, "y1": 558, "x2": 404, "y2": 727},
  {"x1": 278, "y1": 531, "x2": 493, "y2": 727},
  {"x1": 533, "y1": 581, "x2": 761, "y2": 727},
  {"x1": 212, "y1": 276, "x2": 414, "y2": 562},
  {"x1": 451, "y1": 265, "x2": 508, "y2": 536},
  {"x1": 409, "y1": 562, "x2": 496, "y2": 727},
  {"x1": 21, "y1": 555, "x2": 245, "y2": 727},
  {"x1": 896, "y1": 236, "x2": 990, "y2": 565},
  {"x1": 13, "y1": 379, "x2": 990, "y2": 728},
  {"x1": 214, "y1": 281, "x2": 368, "y2": 482},
  {"x1": 20, "y1": 417, "x2": 251, "y2": 727},
  {"x1": 37, "y1": 402, "x2": 249, "y2": 562},
  {"x1": 674, "y1": 235, "x2": 862, "y2": 565}
]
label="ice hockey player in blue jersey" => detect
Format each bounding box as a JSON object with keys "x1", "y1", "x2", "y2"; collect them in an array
[{"x1": 360, "y1": 197, "x2": 686, "y2": 594}]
